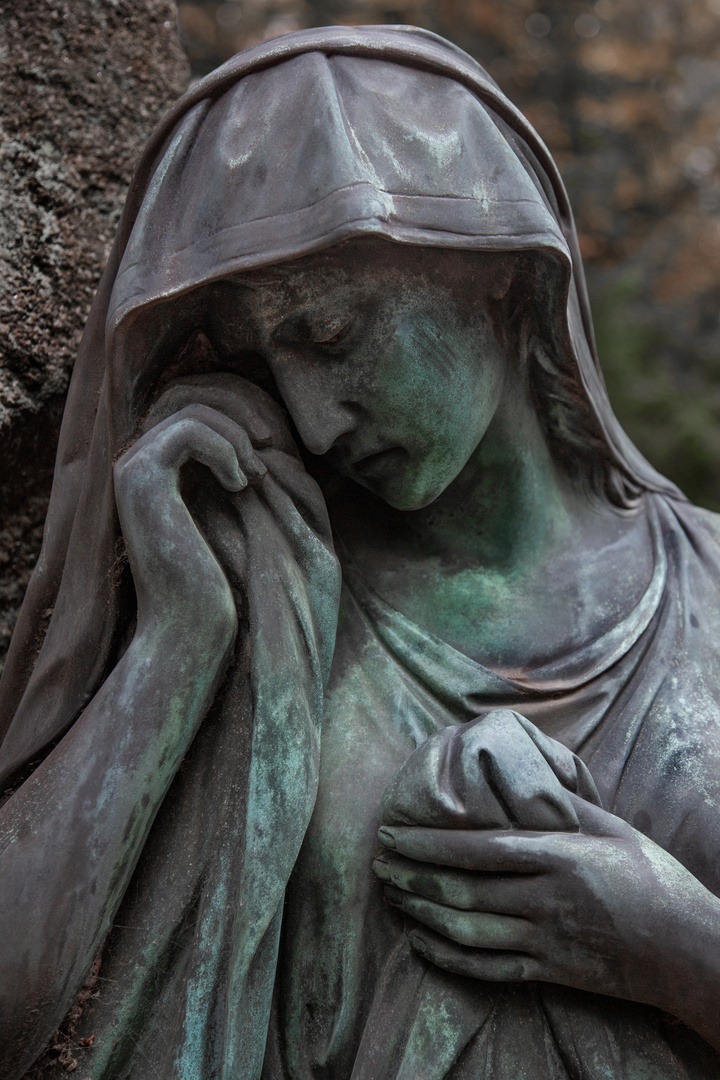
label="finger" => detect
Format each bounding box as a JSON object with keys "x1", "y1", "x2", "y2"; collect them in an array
[
  {"x1": 247, "y1": 415, "x2": 273, "y2": 447},
  {"x1": 384, "y1": 886, "x2": 533, "y2": 951},
  {"x1": 159, "y1": 420, "x2": 251, "y2": 492},
  {"x1": 378, "y1": 827, "x2": 551, "y2": 873},
  {"x1": 145, "y1": 374, "x2": 285, "y2": 450},
  {"x1": 171, "y1": 405, "x2": 268, "y2": 481},
  {"x1": 116, "y1": 420, "x2": 246, "y2": 494},
  {"x1": 373, "y1": 854, "x2": 533, "y2": 915},
  {"x1": 128, "y1": 405, "x2": 267, "y2": 481},
  {"x1": 407, "y1": 926, "x2": 540, "y2": 983}
]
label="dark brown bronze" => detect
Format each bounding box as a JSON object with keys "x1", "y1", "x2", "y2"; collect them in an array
[{"x1": 2, "y1": 25, "x2": 720, "y2": 1080}]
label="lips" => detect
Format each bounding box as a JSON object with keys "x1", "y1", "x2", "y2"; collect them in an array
[{"x1": 351, "y1": 445, "x2": 405, "y2": 476}]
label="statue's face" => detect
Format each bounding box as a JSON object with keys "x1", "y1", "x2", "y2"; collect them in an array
[{"x1": 223, "y1": 240, "x2": 513, "y2": 511}]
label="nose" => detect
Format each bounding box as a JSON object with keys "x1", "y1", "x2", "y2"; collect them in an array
[{"x1": 269, "y1": 353, "x2": 358, "y2": 456}]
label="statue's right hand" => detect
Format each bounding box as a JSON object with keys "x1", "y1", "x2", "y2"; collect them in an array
[{"x1": 113, "y1": 403, "x2": 267, "y2": 634}]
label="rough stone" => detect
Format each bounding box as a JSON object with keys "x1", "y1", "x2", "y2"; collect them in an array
[{"x1": 0, "y1": 0, "x2": 190, "y2": 671}]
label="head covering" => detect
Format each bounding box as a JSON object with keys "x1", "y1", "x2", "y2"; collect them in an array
[
  {"x1": 0, "y1": 19, "x2": 681, "y2": 786},
  {"x1": 106, "y1": 23, "x2": 678, "y2": 497}
]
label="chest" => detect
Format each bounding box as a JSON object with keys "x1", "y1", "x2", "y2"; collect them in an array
[{"x1": 359, "y1": 542, "x2": 652, "y2": 672}]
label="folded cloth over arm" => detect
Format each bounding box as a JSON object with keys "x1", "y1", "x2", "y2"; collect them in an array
[
  {"x1": 380, "y1": 709, "x2": 602, "y2": 834},
  {"x1": 0, "y1": 374, "x2": 341, "y2": 1080}
]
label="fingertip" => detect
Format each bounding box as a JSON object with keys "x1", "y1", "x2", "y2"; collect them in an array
[
  {"x1": 223, "y1": 465, "x2": 248, "y2": 492},
  {"x1": 248, "y1": 417, "x2": 273, "y2": 446},
  {"x1": 238, "y1": 452, "x2": 267, "y2": 483},
  {"x1": 378, "y1": 827, "x2": 396, "y2": 849},
  {"x1": 383, "y1": 885, "x2": 404, "y2": 908},
  {"x1": 372, "y1": 858, "x2": 391, "y2": 882}
]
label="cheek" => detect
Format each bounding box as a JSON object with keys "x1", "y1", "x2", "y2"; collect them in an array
[
  {"x1": 393, "y1": 337, "x2": 503, "y2": 460},
  {"x1": 374, "y1": 348, "x2": 505, "y2": 510}
]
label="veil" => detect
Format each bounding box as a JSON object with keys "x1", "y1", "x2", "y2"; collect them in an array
[
  {"x1": 0, "y1": 24, "x2": 682, "y2": 761},
  {"x1": 0, "y1": 24, "x2": 681, "y2": 760},
  {"x1": 0, "y1": 26, "x2": 686, "y2": 1078}
]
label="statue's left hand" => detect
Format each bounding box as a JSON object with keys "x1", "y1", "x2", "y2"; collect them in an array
[{"x1": 374, "y1": 810, "x2": 720, "y2": 1049}]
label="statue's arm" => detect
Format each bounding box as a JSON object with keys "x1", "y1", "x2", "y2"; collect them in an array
[{"x1": 0, "y1": 406, "x2": 261, "y2": 1076}]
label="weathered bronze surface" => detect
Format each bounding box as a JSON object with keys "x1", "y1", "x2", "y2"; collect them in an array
[{"x1": 2, "y1": 25, "x2": 720, "y2": 1079}]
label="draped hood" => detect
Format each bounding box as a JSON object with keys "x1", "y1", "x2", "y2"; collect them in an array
[{"x1": 0, "y1": 24, "x2": 683, "y2": 756}]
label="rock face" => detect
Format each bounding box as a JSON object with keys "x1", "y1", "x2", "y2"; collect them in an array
[{"x1": 0, "y1": 0, "x2": 190, "y2": 671}]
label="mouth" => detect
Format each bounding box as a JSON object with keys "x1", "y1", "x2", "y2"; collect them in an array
[{"x1": 350, "y1": 445, "x2": 405, "y2": 477}]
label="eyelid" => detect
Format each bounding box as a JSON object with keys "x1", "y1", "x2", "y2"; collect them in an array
[{"x1": 313, "y1": 316, "x2": 356, "y2": 347}]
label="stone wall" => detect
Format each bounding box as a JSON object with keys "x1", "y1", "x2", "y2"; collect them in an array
[{"x1": 0, "y1": 1, "x2": 190, "y2": 671}]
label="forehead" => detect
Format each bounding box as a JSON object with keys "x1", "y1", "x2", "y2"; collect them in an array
[
  {"x1": 204, "y1": 243, "x2": 520, "y2": 348},
  {"x1": 232, "y1": 239, "x2": 506, "y2": 319},
  {"x1": 242, "y1": 238, "x2": 422, "y2": 291},
  {"x1": 232, "y1": 239, "x2": 433, "y2": 325}
]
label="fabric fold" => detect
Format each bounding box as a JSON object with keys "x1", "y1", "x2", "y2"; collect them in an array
[{"x1": 65, "y1": 379, "x2": 341, "y2": 1080}]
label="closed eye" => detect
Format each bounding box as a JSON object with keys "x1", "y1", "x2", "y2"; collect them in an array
[
  {"x1": 272, "y1": 313, "x2": 357, "y2": 351},
  {"x1": 313, "y1": 317, "x2": 356, "y2": 348}
]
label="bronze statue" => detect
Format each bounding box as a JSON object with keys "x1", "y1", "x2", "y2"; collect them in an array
[{"x1": 2, "y1": 25, "x2": 720, "y2": 1079}]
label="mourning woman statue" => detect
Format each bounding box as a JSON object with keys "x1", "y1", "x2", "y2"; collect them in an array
[{"x1": 3, "y1": 24, "x2": 720, "y2": 1080}]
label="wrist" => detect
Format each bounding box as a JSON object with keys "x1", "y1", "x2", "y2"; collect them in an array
[{"x1": 652, "y1": 890, "x2": 720, "y2": 1051}]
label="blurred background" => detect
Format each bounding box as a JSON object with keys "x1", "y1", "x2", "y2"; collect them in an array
[{"x1": 179, "y1": 0, "x2": 720, "y2": 510}]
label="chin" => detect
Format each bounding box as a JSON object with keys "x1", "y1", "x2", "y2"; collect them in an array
[{"x1": 369, "y1": 477, "x2": 450, "y2": 512}]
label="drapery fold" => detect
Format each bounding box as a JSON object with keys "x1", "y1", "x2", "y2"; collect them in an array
[{"x1": 7, "y1": 375, "x2": 340, "y2": 1079}]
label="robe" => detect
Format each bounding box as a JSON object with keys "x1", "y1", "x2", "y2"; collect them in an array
[
  {"x1": 266, "y1": 492, "x2": 720, "y2": 1080},
  {"x1": 51, "y1": 493, "x2": 720, "y2": 1079}
]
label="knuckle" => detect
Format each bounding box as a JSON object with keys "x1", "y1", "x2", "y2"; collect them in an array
[
  {"x1": 443, "y1": 880, "x2": 475, "y2": 910},
  {"x1": 456, "y1": 875, "x2": 482, "y2": 909},
  {"x1": 407, "y1": 870, "x2": 443, "y2": 903},
  {"x1": 500, "y1": 957, "x2": 529, "y2": 981},
  {"x1": 172, "y1": 416, "x2": 203, "y2": 439}
]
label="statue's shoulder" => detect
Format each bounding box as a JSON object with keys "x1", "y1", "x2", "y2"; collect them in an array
[
  {"x1": 659, "y1": 495, "x2": 720, "y2": 570},
  {"x1": 673, "y1": 498, "x2": 720, "y2": 538}
]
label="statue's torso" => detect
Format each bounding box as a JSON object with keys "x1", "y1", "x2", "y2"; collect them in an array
[{"x1": 268, "y1": 495, "x2": 720, "y2": 1080}]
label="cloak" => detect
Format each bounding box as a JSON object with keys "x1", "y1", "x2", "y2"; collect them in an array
[{"x1": 1, "y1": 24, "x2": 717, "y2": 1080}]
